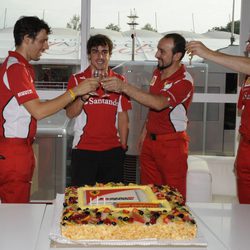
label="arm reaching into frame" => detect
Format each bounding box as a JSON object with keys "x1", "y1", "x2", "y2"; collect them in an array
[{"x1": 186, "y1": 41, "x2": 250, "y2": 75}]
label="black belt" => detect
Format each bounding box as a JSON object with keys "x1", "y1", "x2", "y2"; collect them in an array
[
  {"x1": 147, "y1": 132, "x2": 188, "y2": 141},
  {"x1": 150, "y1": 134, "x2": 157, "y2": 140}
]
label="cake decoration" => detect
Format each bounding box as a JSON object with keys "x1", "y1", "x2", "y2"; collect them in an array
[{"x1": 61, "y1": 183, "x2": 197, "y2": 240}]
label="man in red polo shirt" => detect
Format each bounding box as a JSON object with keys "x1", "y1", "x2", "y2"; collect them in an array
[
  {"x1": 103, "y1": 33, "x2": 194, "y2": 200},
  {"x1": 0, "y1": 16, "x2": 99, "y2": 203},
  {"x1": 66, "y1": 34, "x2": 131, "y2": 186}
]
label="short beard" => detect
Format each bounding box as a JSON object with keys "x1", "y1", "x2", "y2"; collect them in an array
[{"x1": 157, "y1": 62, "x2": 173, "y2": 71}]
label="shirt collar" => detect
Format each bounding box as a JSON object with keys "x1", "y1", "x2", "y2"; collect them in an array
[{"x1": 8, "y1": 51, "x2": 31, "y2": 68}]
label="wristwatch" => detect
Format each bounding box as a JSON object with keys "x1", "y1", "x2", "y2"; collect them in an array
[{"x1": 80, "y1": 96, "x2": 88, "y2": 102}]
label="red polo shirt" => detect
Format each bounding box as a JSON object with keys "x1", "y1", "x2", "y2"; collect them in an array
[
  {"x1": 238, "y1": 75, "x2": 250, "y2": 139},
  {"x1": 67, "y1": 66, "x2": 132, "y2": 151},
  {"x1": 146, "y1": 64, "x2": 194, "y2": 134},
  {"x1": 0, "y1": 51, "x2": 38, "y2": 139}
]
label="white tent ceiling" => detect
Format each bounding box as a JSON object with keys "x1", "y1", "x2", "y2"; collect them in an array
[{"x1": 0, "y1": 27, "x2": 239, "y2": 65}]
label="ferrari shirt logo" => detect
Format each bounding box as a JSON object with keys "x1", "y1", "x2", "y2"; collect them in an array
[
  {"x1": 150, "y1": 76, "x2": 157, "y2": 86},
  {"x1": 245, "y1": 76, "x2": 250, "y2": 86},
  {"x1": 17, "y1": 89, "x2": 33, "y2": 97},
  {"x1": 162, "y1": 81, "x2": 172, "y2": 91}
]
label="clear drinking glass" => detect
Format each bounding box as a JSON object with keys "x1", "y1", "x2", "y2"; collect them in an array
[
  {"x1": 88, "y1": 70, "x2": 99, "y2": 96},
  {"x1": 100, "y1": 72, "x2": 110, "y2": 98}
]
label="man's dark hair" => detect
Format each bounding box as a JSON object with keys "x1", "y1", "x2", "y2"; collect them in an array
[
  {"x1": 14, "y1": 16, "x2": 51, "y2": 46},
  {"x1": 163, "y1": 33, "x2": 186, "y2": 60},
  {"x1": 87, "y1": 34, "x2": 113, "y2": 55}
]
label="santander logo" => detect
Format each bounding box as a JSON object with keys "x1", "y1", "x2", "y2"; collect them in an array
[{"x1": 87, "y1": 97, "x2": 118, "y2": 106}]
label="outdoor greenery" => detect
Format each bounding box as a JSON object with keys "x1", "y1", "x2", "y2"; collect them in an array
[
  {"x1": 66, "y1": 14, "x2": 81, "y2": 31},
  {"x1": 66, "y1": 14, "x2": 240, "y2": 35},
  {"x1": 141, "y1": 23, "x2": 157, "y2": 32},
  {"x1": 210, "y1": 20, "x2": 240, "y2": 34},
  {"x1": 105, "y1": 23, "x2": 120, "y2": 31}
]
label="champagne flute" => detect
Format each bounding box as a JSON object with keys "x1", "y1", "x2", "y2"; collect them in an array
[{"x1": 88, "y1": 70, "x2": 99, "y2": 96}]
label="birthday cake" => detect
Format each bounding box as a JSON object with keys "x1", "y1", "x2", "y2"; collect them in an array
[{"x1": 61, "y1": 183, "x2": 197, "y2": 240}]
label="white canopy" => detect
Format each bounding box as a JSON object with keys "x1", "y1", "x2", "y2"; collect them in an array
[{"x1": 0, "y1": 27, "x2": 239, "y2": 64}]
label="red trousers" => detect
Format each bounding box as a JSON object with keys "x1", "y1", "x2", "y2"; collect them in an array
[
  {"x1": 140, "y1": 132, "x2": 189, "y2": 200},
  {"x1": 236, "y1": 137, "x2": 250, "y2": 204},
  {"x1": 0, "y1": 138, "x2": 35, "y2": 203}
]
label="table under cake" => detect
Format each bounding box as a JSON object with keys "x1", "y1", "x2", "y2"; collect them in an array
[{"x1": 1, "y1": 202, "x2": 250, "y2": 250}]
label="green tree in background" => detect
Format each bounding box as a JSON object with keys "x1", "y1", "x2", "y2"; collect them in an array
[
  {"x1": 105, "y1": 23, "x2": 120, "y2": 31},
  {"x1": 141, "y1": 23, "x2": 157, "y2": 32},
  {"x1": 67, "y1": 14, "x2": 81, "y2": 31},
  {"x1": 210, "y1": 20, "x2": 240, "y2": 34}
]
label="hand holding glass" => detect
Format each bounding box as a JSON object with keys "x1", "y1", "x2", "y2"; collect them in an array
[
  {"x1": 99, "y1": 72, "x2": 110, "y2": 98},
  {"x1": 88, "y1": 70, "x2": 99, "y2": 96}
]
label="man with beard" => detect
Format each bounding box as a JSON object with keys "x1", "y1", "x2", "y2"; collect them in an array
[{"x1": 102, "y1": 33, "x2": 194, "y2": 200}]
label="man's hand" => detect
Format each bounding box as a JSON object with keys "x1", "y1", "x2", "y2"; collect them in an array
[
  {"x1": 186, "y1": 41, "x2": 212, "y2": 59},
  {"x1": 102, "y1": 77, "x2": 124, "y2": 93},
  {"x1": 74, "y1": 78, "x2": 99, "y2": 96}
]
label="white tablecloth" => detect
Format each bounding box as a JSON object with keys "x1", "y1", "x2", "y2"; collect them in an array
[{"x1": 1, "y1": 202, "x2": 250, "y2": 250}]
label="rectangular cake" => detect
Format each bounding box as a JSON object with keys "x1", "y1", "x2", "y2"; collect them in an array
[{"x1": 61, "y1": 183, "x2": 197, "y2": 240}]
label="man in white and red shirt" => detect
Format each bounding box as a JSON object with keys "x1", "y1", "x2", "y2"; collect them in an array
[
  {"x1": 0, "y1": 51, "x2": 39, "y2": 204},
  {"x1": 66, "y1": 34, "x2": 131, "y2": 186},
  {"x1": 0, "y1": 16, "x2": 99, "y2": 203},
  {"x1": 235, "y1": 37, "x2": 250, "y2": 203},
  {"x1": 103, "y1": 33, "x2": 194, "y2": 200}
]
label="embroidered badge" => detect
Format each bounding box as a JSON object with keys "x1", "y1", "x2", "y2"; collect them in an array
[
  {"x1": 245, "y1": 76, "x2": 250, "y2": 86},
  {"x1": 162, "y1": 81, "x2": 172, "y2": 91},
  {"x1": 150, "y1": 76, "x2": 157, "y2": 86},
  {"x1": 243, "y1": 91, "x2": 250, "y2": 100}
]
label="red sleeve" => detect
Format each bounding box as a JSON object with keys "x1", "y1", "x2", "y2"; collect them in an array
[
  {"x1": 237, "y1": 87, "x2": 244, "y2": 110},
  {"x1": 116, "y1": 74, "x2": 132, "y2": 111},
  {"x1": 7, "y1": 63, "x2": 38, "y2": 105},
  {"x1": 120, "y1": 93, "x2": 132, "y2": 111},
  {"x1": 163, "y1": 80, "x2": 193, "y2": 108},
  {"x1": 67, "y1": 74, "x2": 79, "y2": 90}
]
